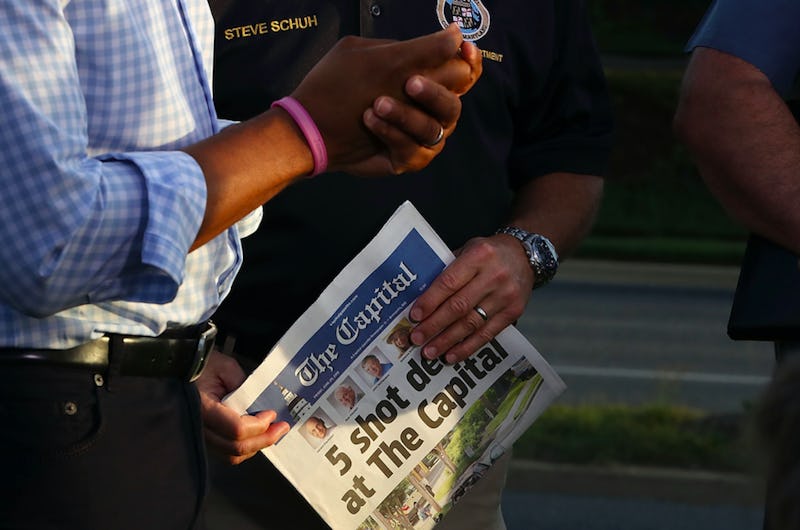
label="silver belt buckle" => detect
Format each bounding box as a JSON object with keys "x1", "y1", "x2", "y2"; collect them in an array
[{"x1": 188, "y1": 321, "x2": 217, "y2": 382}]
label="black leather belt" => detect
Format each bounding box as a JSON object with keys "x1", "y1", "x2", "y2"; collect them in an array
[{"x1": 0, "y1": 321, "x2": 217, "y2": 382}]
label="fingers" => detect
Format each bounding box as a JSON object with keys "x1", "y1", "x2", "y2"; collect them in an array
[
  {"x1": 391, "y1": 24, "x2": 465, "y2": 71},
  {"x1": 363, "y1": 92, "x2": 458, "y2": 174},
  {"x1": 405, "y1": 75, "x2": 462, "y2": 131},
  {"x1": 372, "y1": 87, "x2": 456, "y2": 147},
  {"x1": 385, "y1": 24, "x2": 480, "y2": 98},
  {"x1": 204, "y1": 414, "x2": 291, "y2": 465},
  {"x1": 422, "y1": 125, "x2": 445, "y2": 148},
  {"x1": 201, "y1": 397, "x2": 291, "y2": 464},
  {"x1": 197, "y1": 358, "x2": 291, "y2": 465},
  {"x1": 458, "y1": 41, "x2": 483, "y2": 94},
  {"x1": 358, "y1": 34, "x2": 476, "y2": 173},
  {"x1": 194, "y1": 350, "x2": 247, "y2": 400},
  {"x1": 361, "y1": 74, "x2": 463, "y2": 172},
  {"x1": 291, "y1": 23, "x2": 479, "y2": 176},
  {"x1": 420, "y1": 42, "x2": 483, "y2": 96},
  {"x1": 408, "y1": 236, "x2": 533, "y2": 363}
]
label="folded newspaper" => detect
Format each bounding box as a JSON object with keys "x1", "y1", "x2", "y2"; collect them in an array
[{"x1": 224, "y1": 201, "x2": 566, "y2": 529}]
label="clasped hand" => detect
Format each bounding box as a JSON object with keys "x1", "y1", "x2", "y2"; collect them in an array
[{"x1": 292, "y1": 23, "x2": 482, "y2": 176}]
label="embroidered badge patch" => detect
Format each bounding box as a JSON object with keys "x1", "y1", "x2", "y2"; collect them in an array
[{"x1": 436, "y1": 0, "x2": 490, "y2": 42}]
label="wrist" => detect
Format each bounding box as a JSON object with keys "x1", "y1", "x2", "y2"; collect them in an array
[
  {"x1": 495, "y1": 227, "x2": 559, "y2": 289},
  {"x1": 270, "y1": 96, "x2": 328, "y2": 177}
]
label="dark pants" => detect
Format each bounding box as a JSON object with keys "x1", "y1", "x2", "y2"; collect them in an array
[
  {"x1": 207, "y1": 454, "x2": 328, "y2": 529},
  {"x1": 761, "y1": 341, "x2": 800, "y2": 530},
  {"x1": 0, "y1": 363, "x2": 208, "y2": 530}
]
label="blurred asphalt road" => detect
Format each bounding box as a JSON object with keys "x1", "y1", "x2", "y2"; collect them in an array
[
  {"x1": 515, "y1": 259, "x2": 774, "y2": 414},
  {"x1": 500, "y1": 259, "x2": 769, "y2": 530}
]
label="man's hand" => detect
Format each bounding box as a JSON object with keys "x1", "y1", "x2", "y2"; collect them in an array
[
  {"x1": 363, "y1": 39, "x2": 481, "y2": 175},
  {"x1": 407, "y1": 235, "x2": 534, "y2": 364},
  {"x1": 292, "y1": 24, "x2": 482, "y2": 176},
  {"x1": 195, "y1": 350, "x2": 289, "y2": 465}
]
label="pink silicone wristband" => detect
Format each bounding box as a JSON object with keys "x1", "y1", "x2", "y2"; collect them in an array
[{"x1": 271, "y1": 96, "x2": 328, "y2": 177}]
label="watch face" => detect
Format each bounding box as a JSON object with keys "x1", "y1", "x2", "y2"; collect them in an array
[
  {"x1": 533, "y1": 237, "x2": 558, "y2": 269},
  {"x1": 496, "y1": 227, "x2": 558, "y2": 288},
  {"x1": 530, "y1": 235, "x2": 557, "y2": 287}
]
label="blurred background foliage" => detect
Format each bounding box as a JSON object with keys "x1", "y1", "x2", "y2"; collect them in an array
[
  {"x1": 582, "y1": 0, "x2": 748, "y2": 265},
  {"x1": 589, "y1": 0, "x2": 710, "y2": 56},
  {"x1": 514, "y1": 2, "x2": 757, "y2": 473}
]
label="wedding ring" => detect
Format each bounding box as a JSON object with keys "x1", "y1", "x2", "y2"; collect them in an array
[
  {"x1": 474, "y1": 306, "x2": 488, "y2": 321},
  {"x1": 423, "y1": 125, "x2": 445, "y2": 148}
]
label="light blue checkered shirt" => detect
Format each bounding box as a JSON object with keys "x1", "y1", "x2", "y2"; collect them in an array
[{"x1": 0, "y1": 0, "x2": 260, "y2": 349}]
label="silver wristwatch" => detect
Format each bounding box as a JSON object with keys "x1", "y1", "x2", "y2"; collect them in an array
[{"x1": 496, "y1": 226, "x2": 559, "y2": 289}]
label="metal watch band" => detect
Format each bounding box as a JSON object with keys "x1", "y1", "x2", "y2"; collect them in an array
[{"x1": 495, "y1": 226, "x2": 559, "y2": 289}]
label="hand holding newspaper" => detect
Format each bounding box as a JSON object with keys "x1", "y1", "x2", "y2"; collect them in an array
[{"x1": 224, "y1": 201, "x2": 566, "y2": 529}]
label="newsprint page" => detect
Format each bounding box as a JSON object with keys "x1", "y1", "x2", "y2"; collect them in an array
[{"x1": 224, "y1": 201, "x2": 566, "y2": 530}]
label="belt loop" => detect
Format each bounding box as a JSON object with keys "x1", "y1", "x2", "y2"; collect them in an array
[{"x1": 106, "y1": 334, "x2": 125, "y2": 392}]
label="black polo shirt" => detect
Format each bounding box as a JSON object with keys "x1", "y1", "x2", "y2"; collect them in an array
[{"x1": 210, "y1": 0, "x2": 614, "y2": 358}]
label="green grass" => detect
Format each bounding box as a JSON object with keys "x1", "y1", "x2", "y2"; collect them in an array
[
  {"x1": 514, "y1": 404, "x2": 754, "y2": 472},
  {"x1": 577, "y1": 236, "x2": 746, "y2": 265}
]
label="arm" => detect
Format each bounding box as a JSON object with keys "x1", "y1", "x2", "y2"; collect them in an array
[
  {"x1": 187, "y1": 26, "x2": 481, "y2": 249},
  {"x1": 194, "y1": 28, "x2": 482, "y2": 464},
  {"x1": 0, "y1": 8, "x2": 478, "y2": 316},
  {"x1": 408, "y1": 173, "x2": 603, "y2": 363},
  {"x1": 674, "y1": 47, "x2": 800, "y2": 253},
  {"x1": 405, "y1": 0, "x2": 610, "y2": 363}
]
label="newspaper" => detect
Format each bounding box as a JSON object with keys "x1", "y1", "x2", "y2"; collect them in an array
[{"x1": 224, "y1": 201, "x2": 566, "y2": 529}]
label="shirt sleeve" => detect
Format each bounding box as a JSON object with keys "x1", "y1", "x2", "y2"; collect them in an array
[
  {"x1": 687, "y1": 0, "x2": 800, "y2": 96},
  {"x1": 507, "y1": 0, "x2": 614, "y2": 189},
  {"x1": 0, "y1": 2, "x2": 206, "y2": 317}
]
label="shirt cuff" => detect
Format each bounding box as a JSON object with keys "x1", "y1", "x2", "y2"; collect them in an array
[{"x1": 102, "y1": 150, "x2": 206, "y2": 288}]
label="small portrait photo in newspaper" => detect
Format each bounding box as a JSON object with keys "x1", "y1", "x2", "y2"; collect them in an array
[
  {"x1": 300, "y1": 409, "x2": 336, "y2": 449},
  {"x1": 328, "y1": 375, "x2": 366, "y2": 417},
  {"x1": 385, "y1": 317, "x2": 415, "y2": 359},
  {"x1": 358, "y1": 347, "x2": 393, "y2": 388}
]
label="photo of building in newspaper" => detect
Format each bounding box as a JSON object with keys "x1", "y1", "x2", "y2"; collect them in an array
[{"x1": 359, "y1": 354, "x2": 542, "y2": 529}]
